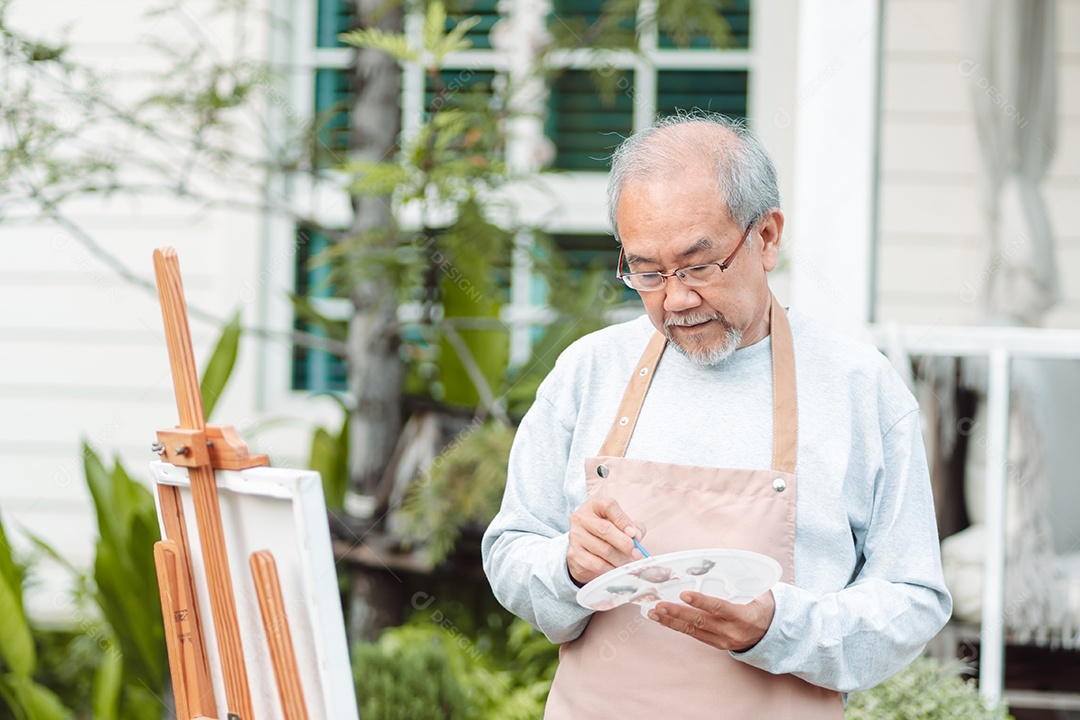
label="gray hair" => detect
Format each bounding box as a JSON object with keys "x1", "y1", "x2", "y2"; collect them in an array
[{"x1": 606, "y1": 112, "x2": 781, "y2": 241}]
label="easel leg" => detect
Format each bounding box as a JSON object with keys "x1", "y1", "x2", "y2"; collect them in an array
[
  {"x1": 158, "y1": 485, "x2": 219, "y2": 718},
  {"x1": 251, "y1": 550, "x2": 310, "y2": 720}
]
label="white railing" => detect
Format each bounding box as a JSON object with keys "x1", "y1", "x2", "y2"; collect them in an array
[{"x1": 870, "y1": 322, "x2": 1080, "y2": 708}]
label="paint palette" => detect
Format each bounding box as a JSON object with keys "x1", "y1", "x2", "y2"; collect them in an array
[{"x1": 576, "y1": 548, "x2": 782, "y2": 618}]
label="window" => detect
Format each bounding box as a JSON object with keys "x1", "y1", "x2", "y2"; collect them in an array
[
  {"x1": 545, "y1": 0, "x2": 751, "y2": 166},
  {"x1": 292, "y1": 227, "x2": 349, "y2": 392},
  {"x1": 293, "y1": 0, "x2": 753, "y2": 390}
]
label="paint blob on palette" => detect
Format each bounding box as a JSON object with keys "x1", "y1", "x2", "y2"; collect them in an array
[{"x1": 576, "y1": 548, "x2": 782, "y2": 618}]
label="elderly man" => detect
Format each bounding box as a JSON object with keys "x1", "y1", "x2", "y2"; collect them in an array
[{"x1": 482, "y1": 114, "x2": 951, "y2": 718}]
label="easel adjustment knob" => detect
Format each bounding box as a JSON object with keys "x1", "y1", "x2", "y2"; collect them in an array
[{"x1": 155, "y1": 428, "x2": 211, "y2": 468}]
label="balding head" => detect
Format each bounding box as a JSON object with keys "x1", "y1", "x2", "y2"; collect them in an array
[{"x1": 607, "y1": 113, "x2": 780, "y2": 241}]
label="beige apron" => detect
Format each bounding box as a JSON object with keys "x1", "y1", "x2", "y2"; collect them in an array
[{"x1": 545, "y1": 297, "x2": 843, "y2": 719}]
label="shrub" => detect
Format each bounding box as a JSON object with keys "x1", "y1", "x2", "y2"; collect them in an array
[
  {"x1": 845, "y1": 656, "x2": 1013, "y2": 720},
  {"x1": 353, "y1": 616, "x2": 559, "y2": 720},
  {"x1": 354, "y1": 625, "x2": 470, "y2": 719}
]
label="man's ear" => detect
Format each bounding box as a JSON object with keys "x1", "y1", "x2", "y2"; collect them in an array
[{"x1": 759, "y1": 209, "x2": 784, "y2": 272}]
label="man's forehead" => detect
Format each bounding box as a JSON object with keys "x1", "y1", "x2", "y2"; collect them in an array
[{"x1": 623, "y1": 237, "x2": 716, "y2": 265}]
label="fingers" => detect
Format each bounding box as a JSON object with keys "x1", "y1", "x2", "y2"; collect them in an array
[
  {"x1": 591, "y1": 496, "x2": 642, "y2": 540},
  {"x1": 566, "y1": 498, "x2": 644, "y2": 585},
  {"x1": 677, "y1": 591, "x2": 732, "y2": 616},
  {"x1": 649, "y1": 605, "x2": 729, "y2": 647},
  {"x1": 647, "y1": 590, "x2": 774, "y2": 652}
]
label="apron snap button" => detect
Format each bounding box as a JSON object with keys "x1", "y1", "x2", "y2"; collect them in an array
[
  {"x1": 597, "y1": 464, "x2": 609, "y2": 478},
  {"x1": 639, "y1": 367, "x2": 648, "y2": 376},
  {"x1": 619, "y1": 416, "x2": 629, "y2": 426},
  {"x1": 772, "y1": 478, "x2": 786, "y2": 492}
]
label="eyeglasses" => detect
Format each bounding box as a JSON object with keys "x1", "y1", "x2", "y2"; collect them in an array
[{"x1": 616, "y1": 222, "x2": 755, "y2": 292}]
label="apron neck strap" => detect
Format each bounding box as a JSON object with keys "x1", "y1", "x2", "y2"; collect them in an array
[
  {"x1": 769, "y1": 295, "x2": 798, "y2": 475},
  {"x1": 597, "y1": 331, "x2": 667, "y2": 458},
  {"x1": 597, "y1": 294, "x2": 799, "y2": 475}
]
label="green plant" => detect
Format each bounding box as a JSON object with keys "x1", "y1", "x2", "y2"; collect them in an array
[
  {"x1": 199, "y1": 310, "x2": 241, "y2": 421},
  {"x1": 845, "y1": 656, "x2": 1013, "y2": 719},
  {"x1": 354, "y1": 613, "x2": 559, "y2": 720},
  {"x1": 398, "y1": 422, "x2": 517, "y2": 564},
  {"x1": 309, "y1": 408, "x2": 351, "y2": 511},
  {"x1": 354, "y1": 624, "x2": 470, "y2": 719},
  {"x1": 0, "y1": 515, "x2": 76, "y2": 719},
  {"x1": 81, "y1": 447, "x2": 167, "y2": 719}
]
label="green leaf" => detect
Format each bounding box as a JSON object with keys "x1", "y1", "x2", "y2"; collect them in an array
[
  {"x1": 338, "y1": 28, "x2": 419, "y2": 62},
  {"x1": 435, "y1": 15, "x2": 480, "y2": 60},
  {"x1": 307, "y1": 393, "x2": 351, "y2": 510},
  {"x1": 91, "y1": 643, "x2": 122, "y2": 720},
  {"x1": 310, "y1": 427, "x2": 344, "y2": 510},
  {"x1": 422, "y1": 0, "x2": 448, "y2": 58},
  {"x1": 0, "y1": 516, "x2": 24, "y2": 618},
  {"x1": 654, "y1": 0, "x2": 737, "y2": 49},
  {"x1": 83, "y1": 452, "x2": 166, "y2": 694},
  {"x1": 335, "y1": 411, "x2": 351, "y2": 503},
  {"x1": 343, "y1": 160, "x2": 410, "y2": 197},
  {"x1": 83, "y1": 444, "x2": 119, "y2": 551},
  {"x1": 200, "y1": 311, "x2": 241, "y2": 420},
  {"x1": 0, "y1": 567, "x2": 35, "y2": 677},
  {"x1": 0, "y1": 675, "x2": 74, "y2": 720},
  {"x1": 120, "y1": 682, "x2": 163, "y2": 720}
]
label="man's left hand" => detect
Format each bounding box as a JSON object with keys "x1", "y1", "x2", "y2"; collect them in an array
[{"x1": 648, "y1": 590, "x2": 775, "y2": 652}]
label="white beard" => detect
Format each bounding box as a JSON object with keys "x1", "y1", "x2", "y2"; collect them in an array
[{"x1": 663, "y1": 313, "x2": 743, "y2": 366}]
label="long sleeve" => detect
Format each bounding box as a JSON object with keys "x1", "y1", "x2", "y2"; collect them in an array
[
  {"x1": 731, "y1": 408, "x2": 953, "y2": 692},
  {"x1": 481, "y1": 393, "x2": 595, "y2": 644}
]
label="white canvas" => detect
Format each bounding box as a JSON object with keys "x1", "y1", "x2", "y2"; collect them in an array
[{"x1": 150, "y1": 461, "x2": 358, "y2": 720}]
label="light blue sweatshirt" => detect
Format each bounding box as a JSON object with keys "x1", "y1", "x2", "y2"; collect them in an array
[{"x1": 482, "y1": 308, "x2": 952, "y2": 693}]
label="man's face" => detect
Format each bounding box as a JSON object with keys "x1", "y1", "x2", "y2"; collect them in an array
[{"x1": 615, "y1": 166, "x2": 782, "y2": 365}]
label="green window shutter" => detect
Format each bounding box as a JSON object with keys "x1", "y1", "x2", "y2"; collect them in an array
[
  {"x1": 292, "y1": 228, "x2": 349, "y2": 392},
  {"x1": 548, "y1": 0, "x2": 635, "y2": 45},
  {"x1": 547, "y1": 69, "x2": 635, "y2": 171},
  {"x1": 550, "y1": 233, "x2": 636, "y2": 303},
  {"x1": 313, "y1": 69, "x2": 354, "y2": 167},
  {"x1": 655, "y1": 69, "x2": 747, "y2": 120},
  {"x1": 422, "y1": 69, "x2": 497, "y2": 115},
  {"x1": 550, "y1": 0, "x2": 605, "y2": 28},
  {"x1": 657, "y1": 0, "x2": 752, "y2": 49},
  {"x1": 316, "y1": 0, "x2": 356, "y2": 48},
  {"x1": 552, "y1": 233, "x2": 618, "y2": 269},
  {"x1": 446, "y1": 0, "x2": 500, "y2": 50}
]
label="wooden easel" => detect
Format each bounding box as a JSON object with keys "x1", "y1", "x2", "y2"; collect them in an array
[{"x1": 151, "y1": 247, "x2": 309, "y2": 720}]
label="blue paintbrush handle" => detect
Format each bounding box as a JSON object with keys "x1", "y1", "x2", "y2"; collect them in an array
[{"x1": 633, "y1": 537, "x2": 651, "y2": 558}]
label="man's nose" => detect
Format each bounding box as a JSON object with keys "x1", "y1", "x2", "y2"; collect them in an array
[{"x1": 662, "y1": 277, "x2": 703, "y2": 313}]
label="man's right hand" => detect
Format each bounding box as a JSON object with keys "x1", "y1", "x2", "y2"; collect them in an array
[{"x1": 567, "y1": 497, "x2": 646, "y2": 586}]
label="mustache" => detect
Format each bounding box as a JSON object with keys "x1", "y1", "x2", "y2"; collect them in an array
[{"x1": 664, "y1": 312, "x2": 725, "y2": 329}]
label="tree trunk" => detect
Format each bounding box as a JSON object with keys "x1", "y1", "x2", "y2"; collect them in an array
[{"x1": 346, "y1": 0, "x2": 404, "y2": 497}]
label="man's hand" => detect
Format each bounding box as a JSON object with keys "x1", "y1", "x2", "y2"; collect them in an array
[
  {"x1": 648, "y1": 590, "x2": 775, "y2": 652},
  {"x1": 567, "y1": 497, "x2": 645, "y2": 585}
]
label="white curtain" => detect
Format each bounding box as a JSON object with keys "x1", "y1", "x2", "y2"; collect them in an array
[{"x1": 967, "y1": 0, "x2": 1058, "y2": 325}]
